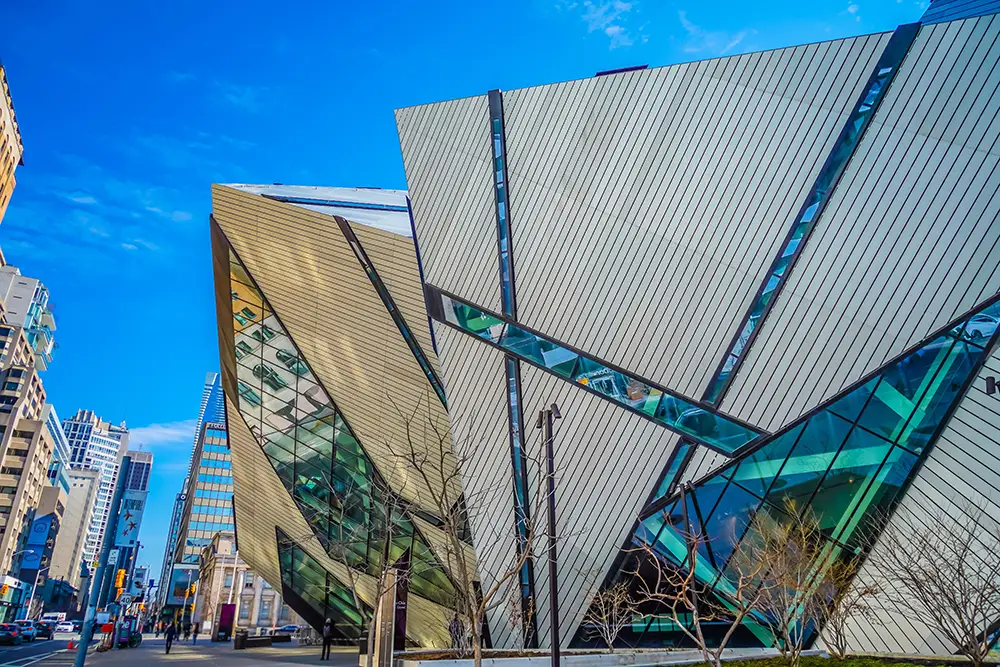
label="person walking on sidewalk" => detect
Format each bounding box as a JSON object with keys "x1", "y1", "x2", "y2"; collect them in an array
[
  {"x1": 192, "y1": 623, "x2": 199, "y2": 645},
  {"x1": 321, "y1": 618, "x2": 334, "y2": 660},
  {"x1": 165, "y1": 622, "x2": 176, "y2": 654}
]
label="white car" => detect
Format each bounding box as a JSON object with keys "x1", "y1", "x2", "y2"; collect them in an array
[{"x1": 55, "y1": 622, "x2": 74, "y2": 633}]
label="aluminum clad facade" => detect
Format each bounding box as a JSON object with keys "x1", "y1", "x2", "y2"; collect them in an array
[{"x1": 399, "y1": 9, "x2": 1000, "y2": 655}]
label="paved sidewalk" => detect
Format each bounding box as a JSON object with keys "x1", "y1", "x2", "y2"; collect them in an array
[{"x1": 22, "y1": 637, "x2": 358, "y2": 666}]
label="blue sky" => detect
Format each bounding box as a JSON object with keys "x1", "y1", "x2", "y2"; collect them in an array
[{"x1": 1, "y1": 0, "x2": 927, "y2": 585}]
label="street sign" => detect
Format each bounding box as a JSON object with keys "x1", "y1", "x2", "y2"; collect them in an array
[
  {"x1": 108, "y1": 551, "x2": 119, "y2": 566},
  {"x1": 118, "y1": 594, "x2": 133, "y2": 606}
]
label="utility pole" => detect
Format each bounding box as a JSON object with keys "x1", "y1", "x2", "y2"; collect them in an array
[
  {"x1": 75, "y1": 456, "x2": 131, "y2": 667},
  {"x1": 535, "y1": 403, "x2": 561, "y2": 667}
]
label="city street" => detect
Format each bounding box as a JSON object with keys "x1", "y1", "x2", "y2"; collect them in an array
[
  {"x1": 0, "y1": 632, "x2": 83, "y2": 666},
  {"x1": 19, "y1": 636, "x2": 358, "y2": 666}
]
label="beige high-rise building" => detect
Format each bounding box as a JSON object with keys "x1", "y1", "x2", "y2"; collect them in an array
[
  {"x1": 0, "y1": 323, "x2": 55, "y2": 576},
  {"x1": 49, "y1": 468, "x2": 99, "y2": 590},
  {"x1": 0, "y1": 63, "x2": 23, "y2": 224}
]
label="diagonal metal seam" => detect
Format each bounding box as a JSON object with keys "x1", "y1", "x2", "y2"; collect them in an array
[
  {"x1": 332, "y1": 214, "x2": 448, "y2": 409},
  {"x1": 488, "y1": 88, "x2": 540, "y2": 649},
  {"x1": 653, "y1": 23, "x2": 922, "y2": 506},
  {"x1": 213, "y1": 218, "x2": 462, "y2": 603},
  {"x1": 424, "y1": 283, "x2": 768, "y2": 454}
]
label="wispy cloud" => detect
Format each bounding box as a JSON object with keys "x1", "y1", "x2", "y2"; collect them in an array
[
  {"x1": 677, "y1": 10, "x2": 756, "y2": 56},
  {"x1": 212, "y1": 81, "x2": 271, "y2": 113},
  {"x1": 558, "y1": 0, "x2": 638, "y2": 49},
  {"x1": 129, "y1": 419, "x2": 199, "y2": 450},
  {"x1": 845, "y1": 2, "x2": 861, "y2": 21}
]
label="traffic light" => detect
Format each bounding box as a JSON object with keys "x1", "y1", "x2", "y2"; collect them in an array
[
  {"x1": 1, "y1": 585, "x2": 9, "y2": 596},
  {"x1": 114, "y1": 569, "x2": 126, "y2": 588},
  {"x1": 189, "y1": 583, "x2": 196, "y2": 595}
]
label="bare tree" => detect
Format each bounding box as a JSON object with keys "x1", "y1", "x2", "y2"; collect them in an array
[
  {"x1": 746, "y1": 501, "x2": 836, "y2": 667},
  {"x1": 818, "y1": 557, "x2": 880, "y2": 660},
  {"x1": 864, "y1": 503, "x2": 1000, "y2": 667},
  {"x1": 629, "y1": 512, "x2": 772, "y2": 667},
  {"x1": 580, "y1": 579, "x2": 635, "y2": 652},
  {"x1": 386, "y1": 395, "x2": 559, "y2": 667}
]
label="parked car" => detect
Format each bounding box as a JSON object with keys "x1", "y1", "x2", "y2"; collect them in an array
[
  {"x1": 71, "y1": 620, "x2": 82, "y2": 632},
  {"x1": 34, "y1": 622, "x2": 54, "y2": 639},
  {"x1": 0, "y1": 624, "x2": 22, "y2": 645},
  {"x1": 273, "y1": 624, "x2": 300, "y2": 636},
  {"x1": 55, "y1": 621, "x2": 74, "y2": 633},
  {"x1": 14, "y1": 620, "x2": 36, "y2": 642}
]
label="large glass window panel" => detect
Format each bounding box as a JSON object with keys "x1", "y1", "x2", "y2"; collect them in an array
[
  {"x1": 899, "y1": 340, "x2": 976, "y2": 454},
  {"x1": 728, "y1": 424, "x2": 805, "y2": 498},
  {"x1": 763, "y1": 412, "x2": 852, "y2": 511}
]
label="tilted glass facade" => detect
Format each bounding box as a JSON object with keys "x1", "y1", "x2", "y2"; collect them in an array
[
  {"x1": 225, "y1": 240, "x2": 457, "y2": 611},
  {"x1": 603, "y1": 295, "x2": 1000, "y2": 647},
  {"x1": 277, "y1": 528, "x2": 367, "y2": 638},
  {"x1": 428, "y1": 287, "x2": 764, "y2": 454}
]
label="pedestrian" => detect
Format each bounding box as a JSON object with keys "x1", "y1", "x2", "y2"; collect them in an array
[
  {"x1": 448, "y1": 613, "x2": 463, "y2": 651},
  {"x1": 164, "y1": 622, "x2": 176, "y2": 654},
  {"x1": 192, "y1": 623, "x2": 199, "y2": 645},
  {"x1": 321, "y1": 617, "x2": 333, "y2": 660},
  {"x1": 154, "y1": 622, "x2": 160, "y2": 638},
  {"x1": 183, "y1": 622, "x2": 191, "y2": 643}
]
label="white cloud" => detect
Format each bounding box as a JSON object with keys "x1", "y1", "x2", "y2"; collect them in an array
[
  {"x1": 67, "y1": 193, "x2": 97, "y2": 205},
  {"x1": 605, "y1": 25, "x2": 634, "y2": 49},
  {"x1": 129, "y1": 419, "x2": 199, "y2": 449},
  {"x1": 558, "y1": 0, "x2": 637, "y2": 48},
  {"x1": 678, "y1": 10, "x2": 756, "y2": 56},
  {"x1": 845, "y1": 2, "x2": 862, "y2": 21}
]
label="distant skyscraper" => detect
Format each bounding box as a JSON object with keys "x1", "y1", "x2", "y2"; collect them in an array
[
  {"x1": 48, "y1": 468, "x2": 99, "y2": 591},
  {"x1": 0, "y1": 62, "x2": 24, "y2": 225},
  {"x1": 97, "y1": 450, "x2": 151, "y2": 607},
  {"x1": 192, "y1": 373, "x2": 224, "y2": 457},
  {"x1": 63, "y1": 410, "x2": 128, "y2": 568},
  {"x1": 174, "y1": 422, "x2": 232, "y2": 565},
  {"x1": 43, "y1": 406, "x2": 70, "y2": 494},
  {"x1": 156, "y1": 488, "x2": 187, "y2": 609}
]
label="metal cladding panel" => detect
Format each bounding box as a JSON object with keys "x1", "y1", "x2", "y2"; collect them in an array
[
  {"x1": 211, "y1": 184, "x2": 459, "y2": 514},
  {"x1": 432, "y1": 325, "x2": 521, "y2": 647},
  {"x1": 347, "y1": 221, "x2": 442, "y2": 379},
  {"x1": 923, "y1": 0, "x2": 1000, "y2": 24},
  {"x1": 396, "y1": 96, "x2": 502, "y2": 313},
  {"x1": 827, "y1": 347, "x2": 1000, "y2": 654},
  {"x1": 516, "y1": 364, "x2": 681, "y2": 649},
  {"x1": 725, "y1": 16, "x2": 1000, "y2": 432},
  {"x1": 500, "y1": 34, "x2": 889, "y2": 398}
]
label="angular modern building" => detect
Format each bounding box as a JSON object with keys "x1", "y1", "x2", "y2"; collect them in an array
[
  {"x1": 396, "y1": 3, "x2": 1000, "y2": 656},
  {"x1": 210, "y1": 184, "x2": 467, "y2": 645}
]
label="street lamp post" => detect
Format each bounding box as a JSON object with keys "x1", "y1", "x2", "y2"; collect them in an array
[
  {"x1": 26, "y1": 566, "x2": 50, "y2": 620},
  {"x1": 535, "y1": 403, "x2": 561, "y2": 667}
]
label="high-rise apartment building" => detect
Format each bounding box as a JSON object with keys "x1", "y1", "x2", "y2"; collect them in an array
[
  {"x1": 0, "y1": 324, "x2": 56, "y2": 578},
  {"x1": 48, "y1": 468, "x2": 99, "y2": 590},
  {"x1": 63, "y1": 410, "x2": 128, "y2": 568},
  {"x1": 0, "y1": 267, "x2": 55, "y2": 370},
  {"x1": 192, "y1": 373, "x2": 225, "y2": 461},
  {"x1": 0, "y1": 62, "x2": 24, "y2": 225}
]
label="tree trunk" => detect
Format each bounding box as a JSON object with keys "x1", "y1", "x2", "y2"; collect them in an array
[
  {"x1": 473, "y1": 635, "x2": 483, "y2": 667},
  {"x1": 366, "y1": 618, "x2": 377, "y2": 667}
]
